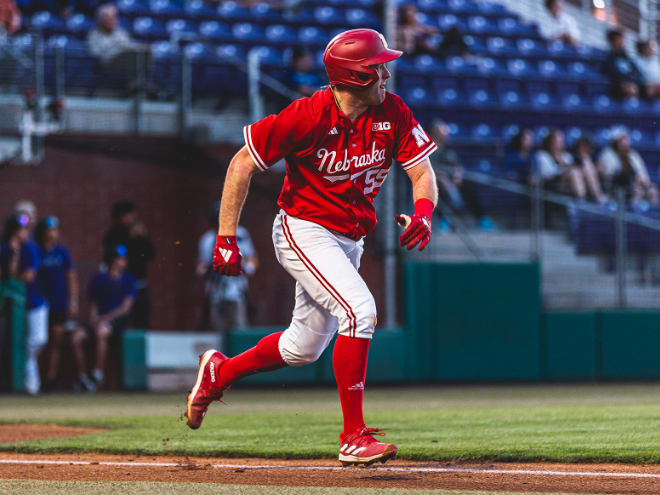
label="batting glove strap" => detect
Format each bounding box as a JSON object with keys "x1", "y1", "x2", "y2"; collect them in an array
[
  {"x1": 213, "y1": 235, "x2": 243, "y2": 276},
  {"x1": 398, "y1": 215, "x2": 432, "y2": 251}
]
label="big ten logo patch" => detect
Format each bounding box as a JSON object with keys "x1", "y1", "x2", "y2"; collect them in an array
[{"x1": 372, "y1": 122, "x2": 391, "y2": 132}]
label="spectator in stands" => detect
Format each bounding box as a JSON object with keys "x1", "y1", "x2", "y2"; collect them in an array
[
  {"x1": 572, "y1": 136, "x2": 604, "y2": 203},
  {"x1": 0, "y1": 0, "x2": 20, "y2": 42},
  {"x1": 502, "y1": 128, "x2": 534, "y2": 183},
  {"x1": 103, "y1": 201, "x2": 155, "y2": 329},
  {"x1": 604, "y1": 29, "x2": 645, "y2": 100},
  {"x1": 286, "y1": 47, "x2": 322, "y2": 98},
  {"x1": 88, "y1": 244, "x2": 135, "y2": 388},
  {"x1": 197, "y1": 203, "x2": 257, "y2": 349},
  {"x1": 397, "y1": 4, "x2": 470, "y2": 60},
  {"x1": 537, "y1": 0, "x2": 579, "y2": 47},
  {"x1": 35, "y1": 216, "x2": 94, "y2": 393},
  {"x1": 635, "y1": 40, "x2": 660, "y2": 100},
  {"x1": 14, "y1": 199, "x2": 37, "y2": 231},
  {"x1": 429, "y1": 120, "x2": 495, "y2": 231},
  {"x1": 0, "y1": 213, "x2": 48, "y2": 395},
  {"x1": 533, "y1": 128, "x2": 590, "y2": 200},
  {"x1": 597, "y1": 126, "x2": 659, "y2": 205},
  {"x1": 87, "y1": 4, "x2": 150, "y2": 92}
]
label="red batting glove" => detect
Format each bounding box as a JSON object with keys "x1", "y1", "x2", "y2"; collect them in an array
[
  {"x1": 395, "y1": 198, "x2": 434, "y2": 251},
  {"x1": 213, "y1": 235, "x2": 243, "y2": 276}
]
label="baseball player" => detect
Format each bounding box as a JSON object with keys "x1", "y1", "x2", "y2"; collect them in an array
[{"x1": 186, "y1": 29, "x2": 438, "y2": 466}]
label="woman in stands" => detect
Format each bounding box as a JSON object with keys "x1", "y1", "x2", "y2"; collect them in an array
[
  {"x1": 533, "y1": 128, "x2": 590, "y2": 200},
  {"x1": 502, "y1": 128, "x2": 534, "y2": 184},
  {"x1": 572, "y1": 136, "x2": 604, "y2": 203},
  {"x1": 35, "y1": 216, "x2": 94, "y2": 393}
]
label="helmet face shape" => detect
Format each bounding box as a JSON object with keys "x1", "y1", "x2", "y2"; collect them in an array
[{"x1": 323, "y1": 29, "x2": 402, "y2": 88}]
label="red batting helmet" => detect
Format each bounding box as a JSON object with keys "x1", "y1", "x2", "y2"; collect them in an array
[{"x1": 323, "y1": 29, "x2": 402, "y2": 88}]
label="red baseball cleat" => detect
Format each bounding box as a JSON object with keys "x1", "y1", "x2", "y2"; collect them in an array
[
  {"x1": 185, "y1": 349, "x2": 229, "y2": 429},
  {"x1": 338, "y1": 427, "x2": 398, "y2": 466}
]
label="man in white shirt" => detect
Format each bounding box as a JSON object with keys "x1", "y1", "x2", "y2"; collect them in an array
[
  {"x1": 538, "y1": 0, "x2": 580, "y2": 47},
  {"x1": 635, "y1": 40, "x2": 660, "y2": 100}
]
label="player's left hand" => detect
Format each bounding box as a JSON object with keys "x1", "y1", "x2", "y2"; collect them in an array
[
  {"x1": 213, "y1": 235, "x2": 243, "y2": 276},
  {"x1": 395, "y1": 198, "x2": 434, "y2": 251}
]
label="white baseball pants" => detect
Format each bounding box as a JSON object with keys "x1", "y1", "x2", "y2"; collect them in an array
[
  {"x1": 26, "y1": 304, "x2": 49, "y2": 394},
  {"x1": 272, "y1": 211, "x2": 377, "y2": 367}
]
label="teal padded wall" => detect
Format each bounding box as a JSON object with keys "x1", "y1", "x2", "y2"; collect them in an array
[
  {"x1": 600, "y1": 310, "x2": 660, "y2": 379},
  {"x1": 543, "y1": 312, "x2": 598, "y2": 380},
  {"x1": 404, "y1": 262, "x2": 542, "y2": 380},
  {"x1": 122, "y1": 330, "x2": 147, "y2": 389}
]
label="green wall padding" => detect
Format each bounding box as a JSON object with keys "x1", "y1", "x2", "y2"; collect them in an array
[
  {"x1": 600, "y1": 311, "x2": 660, "y2": 379},
  {"x1": 543, "y1": 312, "x2": 598, "y2": 380},
  {"x1": 122, "y1": 330, "x2": 147, "y2": 389},
  {"x1": 404, "y1": 262, "x2": 542, "y2": 380},
  {"x1": 1, "y1": 280, "x2": 27, "y2": 392}
]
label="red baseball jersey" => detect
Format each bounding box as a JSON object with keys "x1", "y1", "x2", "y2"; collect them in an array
[{"x1": 243, "y1": 87, "x2": 436, "y2": 239}]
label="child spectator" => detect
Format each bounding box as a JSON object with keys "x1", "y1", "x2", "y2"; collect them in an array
[
  {"x1": 538, "y1": 0, "x2": 579, "y2": 47},
  {"x1": 597, "y1": 126, "x2": 659, "y2": 205},
  {"x1": 502, "y1": 128, "x2": 534, "y2": 183},
  {"x1": 533, "y1": 128, "x2": 590, "y2": 200},
  {"x1": 635, "y1": 40, "x2": 660, "y2": 100},
  {"x1": 286, "y1": 47, "x2": 322, "y2": 98},
  {"x1": 88, "y1": 244, "x2": 135, "y2": 388},
  {"x1": 572, "y1": 136, "x2": 604, "y2": 203},
  {"x1": 604, "y1": 29, "x2": 644, "y2": 100},
  {"x1": 0, "y1": 213, "x2": 48, "y2": 395},
  {"x1": 36, "y1": 216, "x2": 95, "y2": 393}
]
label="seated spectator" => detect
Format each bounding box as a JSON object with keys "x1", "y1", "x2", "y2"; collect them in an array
[
  {"x1": 87, "y1": 4, "x2": 150, "y2": 92},
  {"x1": 429, "y1": 120, "x2": 495, "y2": 231},
  {"x1": 286, "y1": 47, "x2": 322, "y2": 98},
  {"x1": 36, "y1": 216, "x2": 94, "y2": 393},
  {"x1": 572, "y1": 136, "x2": 604, "y2": 203},
  {"x1": 0, "y1": 213, "x2": 48, "y2": 395},
  {"x1": 537, "y1": 0, "x2": 579, "y2": 47},
  {"x1": 0, "y1": 0, "x2": 20, "y2": 43},
  {"x1": 635, "y1": 40, "x2": 660, "y2": 100},
  {"x1": 88, "y1": 244, "x2": 135, "y2": 388},
  {"x1": 533, "y1": 129, "x2": 590, "y2": 200},
  {"x1": 604, "y1": 29, "x2": 645, "y2": 100},
  {"x1": 502, "y1": 128, "x2": 534, "y2": 183},
  {"x1": 597, "y1": 126, "x2": 659, "y2": 205},
  {"x1": 397, "y1": 4, "x2": 469, "y2": 60}
]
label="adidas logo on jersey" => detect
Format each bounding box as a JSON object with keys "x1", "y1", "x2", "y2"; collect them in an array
[
  {"x1": 218, "y1": 248, "x2": 232, "y2": 263},
  {"x1": 328, "y1": 126, "x2": 338, "y2": 135},
  {"x1": 348, "y1": 381, "x2": 364, "y2": 391}
]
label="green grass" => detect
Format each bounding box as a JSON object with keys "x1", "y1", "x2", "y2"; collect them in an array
[
  {"x1": 0, "y1": 481, "x2": 610, "y2": 495},
  {"x1": 0, "y1": 385, "x2": 659, "y2": 463}
]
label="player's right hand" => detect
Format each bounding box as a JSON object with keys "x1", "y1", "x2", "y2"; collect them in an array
[{"x1": 213, "y1": 235, "x2": 243, "y2": 276}]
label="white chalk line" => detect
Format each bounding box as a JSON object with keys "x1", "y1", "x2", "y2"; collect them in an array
[{"x1": 0, "y1": 459, "x2": 659, "y2": 479}]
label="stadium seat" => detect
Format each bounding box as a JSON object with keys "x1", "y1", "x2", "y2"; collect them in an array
[
  {"x1": 507, "y1": 58, "x2": 534, "y2": 77},
  {"x1": 417, "y1": 0, "x2": 448, "y2": 12},
  {"x1": 298, "y1": 26, "x2": 327, "y2": 45},
  {"x1": 516, "y1": 38, "x2": 544, "y2": 56},
  {"x1": 486, "y1": 36, "x2": 513, "y2": 55},
  {"x1": 414, "y1": 54, "x2": 443, "y2": 72},
  {"x1": 561, "y1": 93, "x2": 585, "y2": 111},
  {"x1": 184, "y1": 0, "x2": 215, "y2": 19},
  {"x1": 564, "y1": 126, "x2": 582, "y2": 146},
  {"x1": 531, "y1": 92, "x2": 555, "y2": 110},
  {"x1": 502, "y1": 124, "x2": 520, "y2": 141},
  {"x1": 250, "y1": 46, "x2": 286, "y2": 66},
  {"x1": 198, "y1": 21, "x2": 232, "y2": 42},
  {"x1": 216, "y1": 43, "x2": 246, "y2": 61},
  {"x1": 438, "y1": 14, "x2": 464, "y2": 31},
  {"x1": 346, "y1": 8, "x2": 378, "y2": 26},
  {"x1": 439, "y1": 88, "x2": 460, "y2": 106},
  {"x1": 65, "y1": 14, "x2": 93, "y2": 35},
  {"x1": 447, "y1": 0, "x2": 478, "y2": 13},
  {"x1": 499, "y1": 90, "x2": 524, "y2": 108},
  {"x1": 404, "y1": 87, "x2": 429, "y2": 105},
  {"x1": 132, "y1": 17, "x2": 167, "y2": 40},
  {"x1": 117, "y1": 0, "x2": 150, "y2": 16},
  {"x1": 29, "y1": 11, "x2": 65, "y2": 34},
  {"x1": 251, "y1": 3, "x2": 284, "y2": 22},
  {"x1": 471, "y1": 123, "x2": 495, "y2": 140},
  {"x1": 231, "y1": 23, "x2": 266, "y2": 43},
  {"x1": 165, "y1": 19, "x2": 196, "y2": 38},
  {"x1": 217, "y1": 1, "x2": 250, "y2": 21},
  {"x1": 265, "y1": 24, "x2": 297, "y2": 44},
  {"x1": 538, "y1": 60, "x2": 561, "y2": 79},
  {"x1": 468, "y1": 88, "x2": 493, "y2": 107},
  {"x1": 313, "y1": 6, "x2": 345, "y2": 25},
  {"x1": 150, "y1": 0, "x2": 183, "y2": 18}
]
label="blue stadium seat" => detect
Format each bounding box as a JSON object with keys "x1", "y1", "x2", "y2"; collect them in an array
[
  {"x1": 592, "y1": 94, "x2": 617, "y2": 113},
  {"x1": 467, "y1": 16, "x2": 490, "y2": 34},
  {"x1": 184, "y1": 0, "x2": 215, "y2": 19},
  {"x1": 516, "y1": 38, "x2": 544, "y2": 56},
  {"x1": 417, "y1": 0, "x2": 448, "y2": 12},
  {"x1": 150, "y1": 0, "x2": 183, "y2": 18},
  {"x1": 538, "y1": 60, "x2": 561, "y2": 79},
  {"x1": 497, "y1": 17, "x2": 531, "y2": 36},
  {"x1": 439, "y1": 88, "x2": 460, "y2": 106},
  {"x1": 438, "y1": 14, "x2": 465, "y2": 31},
  {"x1": 251, "y1": 46, "x2": 286, "y2": 66},
  {"x1": 447, "y1": 122, "x2": 467, "y2": 139},
  {"x1": 447, "y1": 0, "x2": 478, "y2": 13},
  {"x1": 65, "y1": 14, "x2": 93, "y2": 35},
  {"x1": 486, "y1": 36, "x2": 513, "y2": 55},
  {"x1": 471, "y1": 123, "x2": 496, "y2": 140},
  {"x1": 29, "y1": 11, "x2": 65, "y2": 34},
  {"x1": 165, "y1": 19, "x2": 196, "y2": 38},
  {"x1": 216, "y1": 43, "x2": 246, "y2": 61},
  {"x1": 561, "y1": 93, "x2": 586, "y2": 111},
  {"x1": 184, "y1": 41, "x2": 213, "y2": 60},
  {"x1": 217, "y1": 1, "x2": 250, "y2": 21},
  {"x1": 314, "y1": 6, "x2": 345, "y2": 25},
  {"x1": 502, "y1": 124, "x2": 519, "y2": 141},
  {"x1": 346, "y1": 8, "x2": 378, "y2": 26},
  {"x1": 414, "y1": 54, "x2": 443, "y2": 72},
  {"x1": 463, "y1": 35, "x2": 486, "y2": 54},
  {"x1": 132, "y1": 17, "x2": 166, "y2": 40},
  {"x1": 251, "y1": 3, "x2": 284, "y2": 22},
  {"x1": 467, "y1": 88, "x2": 493, "y2": 107},
  {"x1": 151, "y1": 40, "x2": 178, "y2": 59},
  {"x1": 117, "y1": 0, "x2": 150, "y2": 16},
  {"x1": 622, "y1": 98, "x2": 649, "y2": 115},
  {"x1": 298, "y1": 26, "x2": 327, "y2": 45},
  {"x1": 531, "y1": 92, "x2": 555, "y2": 110},
  {"x1": 475, "y1": 57, "x2": 505, "y2": 75},
  {"x1": 232, "y1": 23, "x2": 266, "y2": 43},
  {"x1": 533, "y1": 126, "x2": 549, "y2": 142},
  {"x1": 499, "y1": 90, "x2": 525, "y2": 108},
  {"x1": 564, "y1": 126, "x2": 582, "y2": 146},
  {"x1": 404, "y1": 87, "x2": 429, "y2": 105},
  {"x1": 507, "y1": 58, "x2": 534, "y2": 77},
  {"x1": 265, "y1": 24, "x2": 297, "y2": 44},
  {"x1": 593, "y1": 127, "x2": 612, "y2": 147},
  {"x1": 199, "y1": 21, "x2": 232, "y2": 42}
]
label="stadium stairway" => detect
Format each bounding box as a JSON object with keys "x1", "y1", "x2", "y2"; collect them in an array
[{"x1": 417, "y1": 230, "x2": 660, "y2": 308}]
